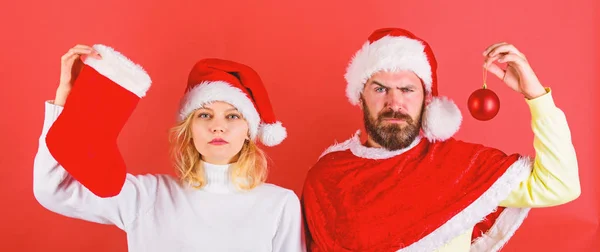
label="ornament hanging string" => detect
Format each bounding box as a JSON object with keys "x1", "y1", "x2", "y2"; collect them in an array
[{"x1": 482, "y1": 65, "x2": 488, "y2": 89}]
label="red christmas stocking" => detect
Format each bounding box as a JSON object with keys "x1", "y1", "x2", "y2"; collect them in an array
[{"x1": 46, "y1": 44, "x2": 152, "y2": 197}]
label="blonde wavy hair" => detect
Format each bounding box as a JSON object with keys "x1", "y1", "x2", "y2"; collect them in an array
[{"x1": 169, "y1": 112, "x2": 268, "y2": 190}]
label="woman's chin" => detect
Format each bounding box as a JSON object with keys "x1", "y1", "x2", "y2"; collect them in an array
[{"x1": 201, "y1": 153, "x2": 238, "y2": 164}]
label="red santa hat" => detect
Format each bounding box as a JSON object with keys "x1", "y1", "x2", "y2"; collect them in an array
[
  {"x1": 178, "y1": 58, "x2": 287, "y2": 146},
  {"x1": 345, "y1": 28, "x2": 462, "y2": 142}
]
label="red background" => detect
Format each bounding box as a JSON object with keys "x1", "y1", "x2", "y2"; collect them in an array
[{"x1": 1, "y1": 0, "x2": 597, "y2": 251}]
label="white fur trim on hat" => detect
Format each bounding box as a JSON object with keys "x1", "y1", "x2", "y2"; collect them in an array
[
  {"x1": 84, "y1": 44, "x2": 152, "y2": 98},
  {"x1": 178, "y1": 81, "x2": 261, "y2": 140},
  {"x1": 345, "y1": 36, "x2": 432, "y2": 105},
  {"x1": 422, "y1": 96, "x2": 462, "y2": 142},
  {"x1": 258, "y1": 121, "x2": 287, "y2": 146}
]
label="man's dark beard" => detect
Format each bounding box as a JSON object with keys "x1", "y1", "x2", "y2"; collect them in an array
[{"x1": 362, "y1": 104, "x2": 422, "y2": 151}]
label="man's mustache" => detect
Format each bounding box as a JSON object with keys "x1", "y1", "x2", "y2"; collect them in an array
[{"x1": 378, "y1": 109, "x2": 412, "y2": 123}]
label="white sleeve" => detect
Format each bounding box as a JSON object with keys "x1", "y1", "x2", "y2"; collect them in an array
[
  {"x1": 33, "y1": 101, "x2": 158, "y2": 231},
  {"x1": 272, "y1": 190, "x2": 306, "y2": 252}
]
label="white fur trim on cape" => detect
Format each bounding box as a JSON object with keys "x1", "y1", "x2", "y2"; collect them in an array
[
  {"x1": 319, "y1": 130, "x2": 422, "y2": 160},
  {"x1": 83, "y1": 44, "x2": 152, "y2": 98},
  {"x1": 422, "y1": 96, "x2": 463, "y2": 142},
  {"x1": 470, "y1": 206, "x2": 530, "y2": 252},
  {"x1": 178, "y1": 81, "x2": 261, "y2": 140},
  {"x1": 258, "y1": 121, "x2": 287, "y2": 146},
  {"x1": 344, "y1": 36, "x2": 432, "y2": 106},
  {"x1": 396, "y1": 156, "x2": 533, "y2": 252}
]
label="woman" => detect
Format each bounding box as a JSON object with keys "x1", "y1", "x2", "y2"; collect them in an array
[{"x1": 33, "y1": 44, "x2": 305, "y2": 252}]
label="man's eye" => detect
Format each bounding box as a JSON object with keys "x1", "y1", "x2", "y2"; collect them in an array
[{"x1": 375, "y1": 87, "x2": 387, "y2": 93}]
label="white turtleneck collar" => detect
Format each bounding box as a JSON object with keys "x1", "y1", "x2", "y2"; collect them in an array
[{"x1": 201, "y1": 162, "x2": 239, "y2": 194}]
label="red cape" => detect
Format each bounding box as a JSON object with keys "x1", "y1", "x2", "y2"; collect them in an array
[{"x1": 302, "y1": 131, "x2": 531, "y2": 252}]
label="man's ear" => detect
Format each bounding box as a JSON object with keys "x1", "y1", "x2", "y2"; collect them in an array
[
  {"x1": 424, "y1": 92, "x2": 433, "y2": 104},
  {"x1": 358, "y1": 95, "x2": 365, "y2": 111},
  {"x1": 419, "y1": 79, "x2": 432, "y2": 104}
]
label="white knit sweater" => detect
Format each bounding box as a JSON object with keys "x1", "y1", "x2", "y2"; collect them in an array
[{"x1": 33, "y1": 101, "x2": 306, "y2": 252}]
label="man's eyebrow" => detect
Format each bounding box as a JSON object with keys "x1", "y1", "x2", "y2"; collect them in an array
[{"x1": 370, "y1": 80, "x2": 389, "y2": 89}]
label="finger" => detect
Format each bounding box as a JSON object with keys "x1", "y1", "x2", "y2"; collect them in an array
[
  {"x1": 72, "y1": 44, "x2": 94, "y2": 50},
  {"x1": 86, "y1": 51, "x2": 102, "y2": 59},
  {"x1": 497, "y1": 53, "x2": 527, "y2": 68},
  {"x1": 484, "y1": 63, "x2": 506, "y2": 81},
  {"x1": 61, "y1": 51, "x2": 81, "y2": 63},
  {"x1": 61, "y1": 55, "x2": 83, "y2": 70},
  {"x1": 61, "y1": 49, "x2": 91, "y2": 64},
  {"x1": 488, "y1": 44, "x2": 526, "y2": 59},
  {"x1": 72, "y1": 45, "x2": 102, "y2": 59},
  {"x1": 482, "y1": 42, "x2": 508, "y2": 56},
  {"x1": 67, "y1": 47, "x2": 93, "y2": 56},
  {"x1": 62, "y1": 48, "x2": 97, "y2": 61},
  {"x1": 483, "y1": 53, "x2": 504, "y2": 68}
]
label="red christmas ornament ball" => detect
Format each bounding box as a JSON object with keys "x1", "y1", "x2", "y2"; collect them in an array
[{"x1": 468, "y1": 87, "x2": 500, "y2": 121}]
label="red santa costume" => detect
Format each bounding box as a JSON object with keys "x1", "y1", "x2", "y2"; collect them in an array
[{"x1": 301, "y1": 28, "x2": 534, "y2": 251}]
